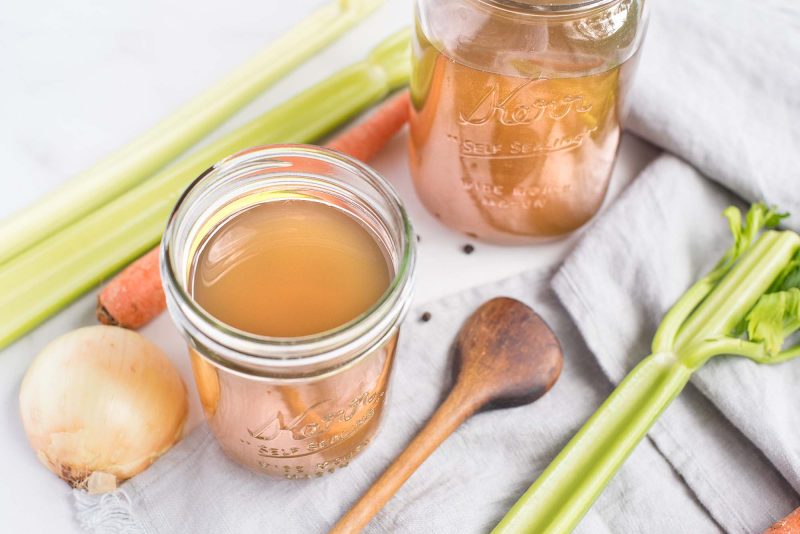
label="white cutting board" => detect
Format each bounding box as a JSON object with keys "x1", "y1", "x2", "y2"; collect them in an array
[{"x1": 0, "y1": 1, "x2": 659, "y2": 532}]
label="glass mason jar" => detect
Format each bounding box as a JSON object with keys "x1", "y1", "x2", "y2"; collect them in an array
[
  {"x1": 161, "y1": 145, "x2": 416, "y2": 479},
  {"x1": 409, "y1": 0, "x2": 649, "y2": 243}
]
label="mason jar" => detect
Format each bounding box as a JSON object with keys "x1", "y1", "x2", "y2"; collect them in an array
[
  {"x1": 161, "y1": 145, "x2": 416, "y2": 479},
  {"x1": 409, "y1": 0, "x2": 649, "y2": 243}
]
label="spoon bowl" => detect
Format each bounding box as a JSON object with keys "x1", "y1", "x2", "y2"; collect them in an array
[{"x1": 453, "y1": 296, "x2": 563, "y2": 410}]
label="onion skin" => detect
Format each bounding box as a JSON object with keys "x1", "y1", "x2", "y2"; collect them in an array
[{"x1": 19, "y1": 325, "x2": 188, "y2": 492}]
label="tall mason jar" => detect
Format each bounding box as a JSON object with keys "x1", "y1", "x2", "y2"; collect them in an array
[
  {"x1": 409, "y1": 0, "x2": 649, "y2": 243},
  {"x1": 161, "y1": 145, "x2": 416, "y2": 479}
]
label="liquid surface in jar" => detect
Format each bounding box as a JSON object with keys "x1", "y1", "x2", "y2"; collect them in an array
[
  {"x1": 190, "y1": 199, "x2": 390, "y2": 337},
  {"x1": 409, "y1": 26, "x2": 638, "y2": 242}
]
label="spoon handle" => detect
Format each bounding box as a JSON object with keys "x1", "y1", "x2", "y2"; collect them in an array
[{"x1": 330, "y1": 383, "x2": 481, "y2": 534}]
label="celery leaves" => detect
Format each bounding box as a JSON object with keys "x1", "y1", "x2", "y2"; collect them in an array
[
  {"x1": 715, "y1": 203, "x2": 787, "y2": 280},
  {"x1": 746, "y1": 288, "x2": 800, "y2": 355}
]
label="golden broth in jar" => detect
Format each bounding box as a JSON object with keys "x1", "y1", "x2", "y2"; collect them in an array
[
  {"x1": 161, "y1": 146, "x2": 415, "y2": 479},
  {"x1": 410, "y1": 0, "x2": 648, "y2": 243}
]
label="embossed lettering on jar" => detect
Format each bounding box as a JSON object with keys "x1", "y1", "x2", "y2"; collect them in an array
[
  {"x1": 410, "y1": 0, "x2": 649, "y2": 243},
  {"x1": 161, "y1": 146, "x2": 416, "y2": 479}
]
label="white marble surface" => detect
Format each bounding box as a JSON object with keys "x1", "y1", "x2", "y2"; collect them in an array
[{"x1": 0, "y1": 1, "x2": 660, "y2": 532}]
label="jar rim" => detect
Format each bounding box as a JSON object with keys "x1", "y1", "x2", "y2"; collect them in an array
[
  {"x1": 161, "y1": 144, "x2": 416, "y2": 376},
  {"x1": 475, "y1": 0, "x2": 621, "y2": 15}
]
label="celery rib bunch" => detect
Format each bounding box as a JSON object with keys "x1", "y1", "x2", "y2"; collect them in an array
[
  {"x1": 0, "y1": 0, "x2": 383, "y2": 266},
  {"x1": 495, "y1": 203, "x2": 800, "y2": 534},
  {"x1": 0, "y1": 30, "x2": 410, "y2": 350}
]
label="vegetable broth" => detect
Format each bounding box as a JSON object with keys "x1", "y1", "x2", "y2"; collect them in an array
[
  {"x1": 190, "y1": 199, "x2": 391, "y2": 337},
  {"x1": 409, "y1": 28, "x2": 638, "y2": 241}
]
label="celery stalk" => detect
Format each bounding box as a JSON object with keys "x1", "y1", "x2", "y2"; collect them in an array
[
  {"x1": 495, "y1": 352, "x2": 693, "y2": 534},
  {"x1": 0, "y1": 0, "x2": 382, "y2": 266},
  {"x1": 495, "y1": 206, "x2": 800, "y2": 534},
  {"x1": 0, "y1": 30, "x2": 410, "y2": 350}
]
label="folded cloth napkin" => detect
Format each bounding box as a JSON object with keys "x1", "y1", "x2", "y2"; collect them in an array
[
  {"x1": 623, "y1": 0, "x2": 800, "y2": 226},
  {"x1": 74, "y1": 158, "x2": 799, "y2": 534},
  {"x1": 76, "y1": 265, "x2": 727, "y2": 534},
  {"x1": 76, "y1": 0, "x2": 800, "y2": 532}
]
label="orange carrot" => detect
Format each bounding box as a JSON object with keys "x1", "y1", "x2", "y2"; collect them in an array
[
  {"x1": 97, "y1": 248, "x2": 164, "y2": 329},
  {"x1": 764, "y1": 507, "x2": 800, "y2": 534},
  {"x1": 96, "y1": 91, "x2": 411, "y2": 329},
  {"x1": 326, "y1": 90, "x2": 409, "y2": 162}
]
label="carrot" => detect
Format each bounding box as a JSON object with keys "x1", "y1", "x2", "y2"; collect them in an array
[
  {"x1": 326, "y1": 90, "x2": 409, "y2": 162},
  {"x1": 764, "y1": 507, "x2": 800, "y2": 534},
  {"x1": 96, "y1": 91, "x2": 411, "y2": 329},
  {"x1": 97, "y1": 248, "x2": 164, "y2": 329}
]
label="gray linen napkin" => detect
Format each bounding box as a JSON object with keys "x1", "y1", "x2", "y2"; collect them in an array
[
  {"x1": 624, "y1": 0, "x2": 800, "y2": 229},
  {"x1": 75, "y1": 266, "x2": 724, "y2": 534},
  {"x1": 75, "y1": 0, "x2": 800, "y2": 532},
  {"x1": 74, "y1": 159, "x2": 799, "y2": 534}
]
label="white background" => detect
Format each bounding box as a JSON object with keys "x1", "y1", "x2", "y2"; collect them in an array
[{"x1": 0, "y1": 1, "x2": 659, "y2": 532}]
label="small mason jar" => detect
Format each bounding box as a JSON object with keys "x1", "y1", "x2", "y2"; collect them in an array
[
  {"x1": 161, "y1": 145, "x2": 416, "y2": 479},
  {"x1": 410, "y1": 0, "x2": 649, "y2": 243}
]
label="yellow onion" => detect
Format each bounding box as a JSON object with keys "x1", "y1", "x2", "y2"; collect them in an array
[{"x1": 19, "y1": 325, "x2": 188, "y2": 493}]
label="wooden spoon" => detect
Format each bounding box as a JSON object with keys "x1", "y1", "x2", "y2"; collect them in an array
[{"x1": 330, "y1": 297, "x2": 563, "y2": 534}]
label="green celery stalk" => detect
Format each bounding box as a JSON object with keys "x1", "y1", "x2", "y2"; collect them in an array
[
  {"x1": 495, "y1": 206, "x2": 800, "y2": 534},
  {"x1": 0, "y1": 0, "x2": 382, "y2": 266},
  {"x1": 0, "y1": 30, "x2": 410, "y2": 350}
]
